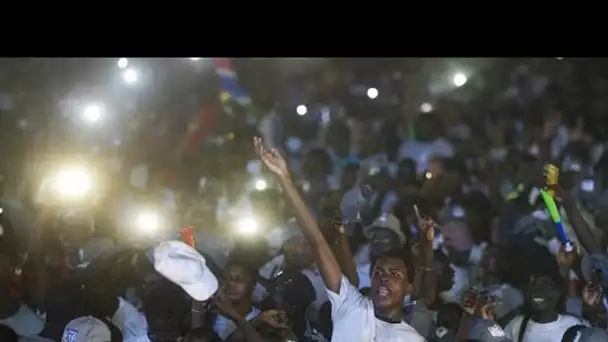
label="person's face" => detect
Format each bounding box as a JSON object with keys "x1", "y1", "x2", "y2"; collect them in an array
[
  {"x1": 481, "y1": 248, "x2": 504, "y2": 284},
  {"x1": 371, "y1": 257, "x2": 410, "y2": 310},
  {"x1": 221, "y1": 265, "x2": 253, "y2": 302},
  {"x1": 58, "y1": 217, "x2": 94, "y2": 249},
  {"x1": 370, "y1": 229, "x2": 401, "y2": 255},
  {"x1": 283, "y1": 238, "x2": 314, "y2": 270},
  {"x1": 527, "y1": 275, "x2": 560, "y2": 312}
]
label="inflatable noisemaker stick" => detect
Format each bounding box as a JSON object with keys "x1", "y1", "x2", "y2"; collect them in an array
[
  {"x1": 179, "y1": 225, "x2": 196, "y2": 248},
  {"x1": 540, "y1": 189, "x2": 575, "y2": 252}
]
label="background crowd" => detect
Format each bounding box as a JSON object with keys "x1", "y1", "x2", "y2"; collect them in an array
[{"x1": 2, "y1": 57, "x2": 608, "y2": 341}]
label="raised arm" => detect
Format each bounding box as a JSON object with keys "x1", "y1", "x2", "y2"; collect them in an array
[{"x1": 254, "y1": 137, "x2": 342, "y2": 292}]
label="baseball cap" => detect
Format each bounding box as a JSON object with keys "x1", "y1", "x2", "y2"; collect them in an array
[
  {"x1": 61, "y1": 316, "x2": 111, "y2": 342},
  {"x1": 153, "y1": 240, "x2": 218, "y2": 301},
  {"x1": 575, "y1": 327, "x2": 608, "y2": 342},
  {"x1": 363, "y1": 214, "x2": 405, "y2": 244}
]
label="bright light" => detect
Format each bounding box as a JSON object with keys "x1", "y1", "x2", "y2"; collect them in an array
[
  {"x1": 122, "y1": 68, "x2": 138, "y2": 85},
  {"x1": 557, "y1": 57, "x2": 563, "y2": 60},
  {"x1": 52, "y1": 168, "x2": 92, "y2": 198},
  {"x1": 236, "y1": 217, "x2": 259, "y2": 235},
  {"x1": 420, "y1": 103, "x2": 433, "y2": 113},
  {"x1": 117, "y1": 58, "x2": 128, "y2": 69},
  {"x1": 189, "y1": 58, "x2": 201, "y2": 61},
  {"x1": 452, "y1": 73, "x2": 467, "y2": 87},
  {"x1": 296, "y1": 105, "x2": 307, "y2": 116},
  {"x1": 367, "y1": 87, "x2": 379, "y2": 99},
  {"x1": 83, "y1": 103, "x2": 104, "y2": 123},
  {"x1": 425, "y1": 172, "x2": 432, "y2": 180},
  {"x1": 255, "y1": 179, "x2": 268, "y2": 191},
  {"x1": 136, "y1": 211, "x2": 160, "y2": 234}
]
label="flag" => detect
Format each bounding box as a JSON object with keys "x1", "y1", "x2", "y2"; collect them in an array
[{"x1": 213, "y1": 58, "x2": 251, "y2": 105}]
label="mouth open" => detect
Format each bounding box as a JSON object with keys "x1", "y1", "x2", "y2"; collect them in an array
[
  {"x1": 377, "y1": 286, "x2": 391, "y2": 298},
  {"x1": 532, "y1": 297, "x2": 545, "y2": 304}
]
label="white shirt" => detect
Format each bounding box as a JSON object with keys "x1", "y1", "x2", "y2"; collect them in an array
[
  {"x1": 327, "y1": 276, "x2": 425, "y2": 342},
  {"x1": 0, "y1": 304, "x2": 44, "y2": 337},
  {"x1": 505, "y1": 314, "x2": 586, "y2": 342},
  {"x1": 111, "y1": 297, "x2": 151, "y2": 342},
  {"x1": 213, "y1": 307, "x2": 261, "y2": 340}
]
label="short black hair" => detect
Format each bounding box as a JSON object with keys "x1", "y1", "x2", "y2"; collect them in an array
[
  {"x1": 0, "y1": 324, "x2": 17, "y2": 342},
  {"x1": 373, "y1": 248, "x2": 415, "y2": 283},
  {"x1": 224, "y1": 256, "x2": 259, "y2": 284}
]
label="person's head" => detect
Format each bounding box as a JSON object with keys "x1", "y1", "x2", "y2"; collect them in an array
[
  {"x1": 365, "y1": 214, "x2": 405, "y2": 256},
  {"x1": 0, "y1": 324, "x2": 17, "y2": 342},
  {"x1": 220, "y1": 261, "x2": 256, "y2": 303},
  {"x1": 61, "y1": 316, "x2": 114, "y2": 342},
  {"x1": 397, "y1": 158, "x2": 417, "y2": 181},
  {"x1": 369, "y1": 229, "x2": 402, "y2": 256},
  {"x1": 303, "y1": 149, "x2": 332, "y2": 178},
  {"x1": 327, "y1": 121, "x2": 350, "y2": 157},
  {"x1": 416, "y1": 113, "x2": 442, "y2": 141},
  {"x1": 526, "y1": 273, "x2": 562, "y2": 313},
  {"x1": 480, "y1": 246, "x2": 505, "y2": 285},
  {"x1": 434, "y1": 250, "x2": 455, "y2": 294},
  {"x1": 56, "y1": 211, "x2": 95, "y2": 250},
  {"x1": 436, "y1": 303, "x2": 464, "y2": 332},
  {"x1": 427, "y1": 157, "x2": 445, "y2": 179},
  {"x1": 283, "y1": 236, "x2": 314, "y2": 270},
  {"x1": 370, "y1": 249, "x2": 412, "y2": 314}
]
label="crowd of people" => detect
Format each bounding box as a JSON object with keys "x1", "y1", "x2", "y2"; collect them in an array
[{"x1": 4, "y1": 62, "x2": 608, "y2": 341}]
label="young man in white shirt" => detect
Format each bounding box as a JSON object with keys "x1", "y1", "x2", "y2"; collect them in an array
[
  {"x1": 254, "y1": 137, "x2": 425, "y2": 342},
  {"x1": 504, "y1": 273, "x2": 586, "y2": 342}
]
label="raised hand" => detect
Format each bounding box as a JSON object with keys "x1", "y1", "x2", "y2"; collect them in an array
[
  {"x1": 460, "y1": 288, "x2": 479, "y2": 316},
  {"x1": 556, "y1": 243, "x2": 578, "y2": 271},
  {"x1": 257, "y1": 309, "x2": 290, "y2": 330},
  {"x1": 414, "y1": 205, "x2": 435, "y2": 242},
  {"x1": 254, "y1": 137, "x2": 289, "y2": 179},
  {"x1": 582, "y1": 282, "x2": 603, "y2": 307}
]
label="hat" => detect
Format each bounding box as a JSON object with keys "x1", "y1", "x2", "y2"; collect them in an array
[
  {"x1": 153, "y1": 240, "x2": 218, "y2": 301},
  {"x1": 575, "y1": 327, "x2": 608, "y2": 342},
  {"x1": 61, "y1": 316, "x2": 111, "y2": 342},
  {"x1": 363, "y1": 214, "x2": 405, "y2": 244},
  {"x1": 580, "y1": 253, "x2": 608, "y2": 289}
]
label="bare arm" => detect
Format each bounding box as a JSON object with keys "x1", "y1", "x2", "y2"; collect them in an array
[
  {"x1": 255, "y1": 137, "x2": 342, "y2": 293},
  {"x1": 561, "y1": 193, "x2": 601, "y2": 254},
  {"x1": 412, "y1": 207, "x2": 437, "y2": 306},
  {"x1": 330, "y1": 226, "x2": 359, "y2": 288},
  {"x1": 279, "y1": 176, "x2": 344, "y2": 292}
]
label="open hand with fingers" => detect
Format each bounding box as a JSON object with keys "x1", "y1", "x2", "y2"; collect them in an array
[
  {"x1": 460, "y1": 288, "x2": 495, "y2": 320},
  {"x1": 254, "y1": 137, "x2": 290, "y2": 179},
  {"x1": 414, "y1": 205, "x2": 435, "y2": 243}
]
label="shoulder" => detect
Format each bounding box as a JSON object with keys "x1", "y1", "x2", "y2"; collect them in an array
[
  {"x1": 559, "y1": 314, "x2": 587, "y2": 326},
  {"x1": 396, "y1": 322, "x2": 426, "y2": 340},
  {"x1": 505, "y1": 315, "x2": 524, "y2": 333}
]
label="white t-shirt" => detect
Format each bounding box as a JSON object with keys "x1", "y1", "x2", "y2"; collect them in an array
[
  {"x1": 111, "y1": 297, "x2": 151, "y2": 342},
  {"x1": 505, "y1": 314, "x2": 586, "y2": 342},
  {"x1": 327, "y1": 276, "x2": 425, "y2": 342},
  {"x1": 0, "y1": 304, "x2": 44, "y2": 337},
  {"x1": 213, "y1": 307, "x2": 261, "y2": 340}
]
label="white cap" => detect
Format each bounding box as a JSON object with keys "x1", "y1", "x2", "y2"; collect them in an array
[
  {"x1": 363, "y1": 213, "x2": 406, "y2": 244},
  {"x1": 153, "y1": 240, "x2": 218, "y2": 301}
]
